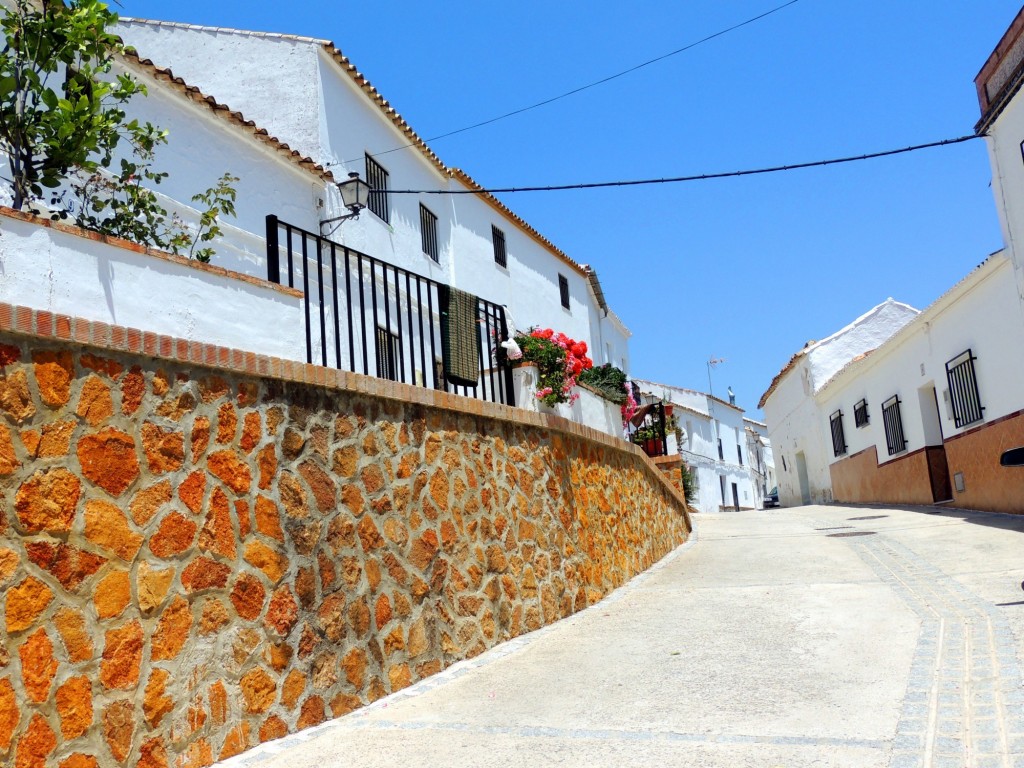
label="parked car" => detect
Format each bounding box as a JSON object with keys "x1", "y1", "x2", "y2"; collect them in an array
[{"x1": 765, "y1": 486, "x2": 780, "y2": 507}]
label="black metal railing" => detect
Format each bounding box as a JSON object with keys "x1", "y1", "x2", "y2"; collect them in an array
[
  {"x1": 882, "y1": 395, "x2": 907, "y2": 456},
  {"x1": 633, "y1": 401, "x2": 668, "y2": 458},
  {"x1": 945, "y1": 349, "x2": 984, "y2": 428},
  {"x1": 266, "y1": 216, "x2": 515, "y2": 407}
]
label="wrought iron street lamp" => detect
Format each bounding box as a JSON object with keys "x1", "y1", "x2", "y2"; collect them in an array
[{"x1": 320, "y1": 172, "x2": 371, "y2": 234}]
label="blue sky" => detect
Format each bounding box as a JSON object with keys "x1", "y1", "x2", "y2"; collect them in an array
[{"x1": 116, "y1": 0, "x2": 1022, "y2": 416}]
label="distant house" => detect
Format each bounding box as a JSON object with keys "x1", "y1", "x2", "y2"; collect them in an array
[
  {"x1": 633, "y1": 379, "x2": 767, "y2": 513},
  {"x1": 758, "y1": 5, "x2": 1024, "y2": 514}
]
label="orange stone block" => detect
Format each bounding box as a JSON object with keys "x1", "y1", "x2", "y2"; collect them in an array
[
  {"x1": 258, "y1": 715, "x2": 287, "y2": 743},
  {"x1": 100, "y1": 621, "x2": 143, "y2": 690},
  {"x1": 208, "y1": 450, "x2": 252, "y2": 495},
  {"x1": 6, "y1": 576, "x2": 53, "y2": 633},
  {"x1": 243, "y1": 540, "x2": 288, "y2": 584},
  {"x1": 375, "y1": 594, "x2": 392, "y2": 630},
  {"x1": 84, "y1": 499, "x2": 143, "y2": 560},
  {"x1": 77, "y1": 428, "x2": 140, "y2": 497},
  {"x1": 0, "y1": 423, "x2": 19, "y2": 474},
  {"x1": 229, "y1": 573, "x2": 266, "y2": 622},
  {"x1": 76, "y1": 376, "x2": 113, "y2": 427},
  {"x1": 151, "y1": 596, "x2": 193, "y2": 661},
  {"x1": 121, "y1": 367, "x2": 145, "y2": 415},
  {"x1": 141, "y1": 423, "x2": 185, "y2": 475},
  {"x1": 178, "y1": 472, "x2": 205, "y2": 516},
  {"x1": 342, "y1": 647, "x2": 367, "y2": 688},
  {"x1": 199, "y1": 488, "x2": 237, "y2": 560},
  {"x1": 102, "y1": 699, "x2": 134, "y2": 762},
  {"x1": 299, "y1": 460, "x2": 336, "y2": 512},
  {"x1": 216, "y1": 402, "x2": 237, "y2": 444},
  {"x1": 81, "y1": 353, "x2": 123, "y2": 379},
  {"x1": 0, "y1": 369, "x2": 34, "y2": 423},
  {"x1": 357, "y1": 516, "x2": 383, "y2": 552},
  {"x1": 55, "y1": 676, "x2": 93, "y2": 739},
  {"x1": 15, "y1": 468, "x2": 81, "y2": 533},
  {"x1": 198, "y1": 599, "x2": 229, "y2": 635},
  {"x1": 137, "y1": 737, "x2": 169, "y2": 768},
  {"x1": 280, "y1": 669, "x2": 305, "y2": 709},
  {"x1": 266, "y1": 586, "x2": 298, "y2": 636},
  {"x1": 181, "y1": 556, "x2": 231, "y2": 593},
  {"x1": 240, "y1": 412, "x2": 261, "y2": 453},
  {"x1": 240, "y1": 667, "x2": 276, "y2": 713},
  {"x1": 130, "y1": 480, "x2": 173, "y2": 526},
  {"x1": 208, "y1": 680, "x2": 228, "y2": 726},
  {"x1": 388, "y1": 663, "x2": 412, "y2": 692},
  {"x1": 279, "y1": 473, "x2": 308, "y2": 519},
  {"x1": 251, "y1": 496, "x2": 282, "y2": 542},
  {"x1": 54, "y1": 608, "x2": 92, "y2": 663},
  {"x1": 0, "y1": 677, "x2": 20, "y2": 750},
  {"x1": 32, "y1": 349, "x2": 73, "y2": 407},
  {"x1": 143, "y1": 668, "x2": 173, "y2": 728},
  {"x1": 150, "y1": 512, "x2": 198, "y2": 558},
  {"x1": 256, "y1": 444, "x2": 277, "y2": 490},
  {"x1": 58, "y1": 754, "x2": 100, "y2": 768},
  {"x1": 296, "y1": 696, "x2": 326, "y2": 730},
  {"x1": 175, "y1": 738, "x2": 212, "y2": 768},
  {"x1": 15, "y1": 713, "x2": 56, "y2": 768},
  {"x1": 191, "y1": 416, "x2": 210, "y2": 464},
  {"x1": 94, "y1": 570, "x2": 131, "y2": 619},
  {"x1": 0, "y1": 344, "x2": 19, "y2": 366},
  {"x1": 25, "y1": 420, "x2": 75, "y2": 459},
  {"x1": 219, "y1": 722, "x2": 251, "y2": 760},
  {"x1": 25, "y1": 541, "x2": 106, "y2": 591},
  {"x1": 138, "y1": 561, "x2": 174, "y2": 613}
]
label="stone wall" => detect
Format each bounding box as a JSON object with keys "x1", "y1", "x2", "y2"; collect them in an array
[{"x1": 0, "y1": 303, "x2": 691, "y2": 767}]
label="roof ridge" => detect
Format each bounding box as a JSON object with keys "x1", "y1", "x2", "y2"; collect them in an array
[{"x1": 120, "y1": 17, "x2": 331, "y2": 45}]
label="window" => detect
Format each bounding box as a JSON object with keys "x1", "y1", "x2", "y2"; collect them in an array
[
  {"x1": 375, "y1": 327, "x2": 399, "y2": 382},
  {"x1": 492, "y1": 225, "x2": 507, "y2": 268},
  {"x1": 365, "y1": 154, "x2": 390, "y2": 222},
  {"x1": 737, "y1": 445, "x2": 743, "y2": 465},
  {"x1": 419, "y1": 204, "x2": 438, "y2": 262},
  {"x1": 719, "y1": 475, "x2": 726, "y2": 504},
  {"x1": 945, "y1": 349, "x2": 984, "y2": 427},
  {"x1": 854, "y1": 398, "x2": 869, "y2": 428},
  {"x1": 717, "y1": 437, "x2": 724, "y2": 461},
  {"x1": 558, "y1": 274, "x2": 570, "y2": 309},
  {"x1": 829, "y1": 410, "x2": 847, "y2": 457},
  {"x1": 881, "y1": 395, "x2": 907, "y2": 456}
]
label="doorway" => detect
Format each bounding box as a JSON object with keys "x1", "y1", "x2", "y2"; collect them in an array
[
  {"x1": 918, "y1": 385, "x2": 952, "y2": 502},
  {"x1": 795, "y1": 452, "x2": 811, "y2": 505},
  {"x1": 731, "y1": 482, "x2": 740, "y2": 512}
]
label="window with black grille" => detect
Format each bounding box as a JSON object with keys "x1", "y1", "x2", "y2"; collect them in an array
[
  {"x1": 558, "y1": 274, "x2": 570, "y2": 309},
  {"x1": 364, "y1": 154, "x2": 390, "y2": 222},
  {"x1": 737, "y1": 445, "x2": 743, "y2": 465},
  {"x1": 375, "y1": 327, "x2": 399, "y2": 382},
  {"x1": 945, "y1": 349, "x2": 984, "y2": 427},
  {"x1": 881, "y1": 395, "x2": 907, "y2": 456},
  {"x1": 492, "y1": 225, "x2": 507, "y2": 268},
  {"x1": 419, "y1": 204, "x2": 438, "y2": 262},
  {"x1": 854, "y1": 398, "x2": 869, "y2": 428},
  {"x1": 830, "y1": 410, "x2": 847, "y2": 457},
  {"x1": 717, "y1": 437, "x2": 724, "y2": 461}
]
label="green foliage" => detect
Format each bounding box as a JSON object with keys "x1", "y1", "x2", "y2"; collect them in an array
[
  {"x1": 0, "y1": 0, "x2": 148, "y2": 209},
  {"x1": 188, "y1": 173, "x2": 238, "y2": 263},
  {"x1": 577, "y1": 362, "x2": 628, "y2": 404},
  {"x1": 515, "y1": 332, "x2": 568, "y2": 407},
  {"x1": 680, "y1": 464, "x2": 698, "y2": 506}
]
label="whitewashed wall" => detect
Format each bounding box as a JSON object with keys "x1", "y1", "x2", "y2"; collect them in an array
[
  {"x1": 817, "y1": 255, "x2": 1024, "y2": 463},
  {"x1": 0, "y1": 215, "x2": 305, "y2": 359}
]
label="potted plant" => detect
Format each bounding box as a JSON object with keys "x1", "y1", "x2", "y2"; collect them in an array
[{"x1": 513, "y1": 327, "x2": 593, "y2": 407}]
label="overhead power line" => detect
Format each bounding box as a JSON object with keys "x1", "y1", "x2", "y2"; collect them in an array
[
  {"x1": 338, "y1": 0, "x2": 802, "y2": 166},
  {"x1": 385, "y1": 134, "x2": 982, "y2": 195}
]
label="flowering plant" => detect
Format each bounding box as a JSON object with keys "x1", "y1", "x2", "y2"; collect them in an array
[{"x1": 514, "y1": 327, "x2": 593, "y2": 407}]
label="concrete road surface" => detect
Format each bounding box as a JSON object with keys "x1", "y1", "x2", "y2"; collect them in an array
[{"x1": 222, "y1": 505, "x2": 1024, "y2": 768}]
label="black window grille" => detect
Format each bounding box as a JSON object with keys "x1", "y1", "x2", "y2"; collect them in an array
[
  {"x1": 717, "y1": 437, "x2": 724, "y2": 461},
  {"x1": 419, "y1": 204, "x2": 438, "y2": 262},
  {"x1": 945, "y1": 349, "x2": 984, "y2": 428},
  {"x1": 737, "y1": 445, "x2": 743, "y2": 465},
  {"x1": 881, "y1": 395, "x2": 907, "y2": 456},
  {"x1": 854, "y1": 398, "x2": 869, "y2": 428},
  {"x1": 375, "y1": 327, "x2": 399, "y2": 381},
  {"x1": 830, "y1": 410, "x2": 847, "y2": 457},
  {"x1": 365, "y1": 154, "x2": 390, "y2": 223},
  {"x1": 492, "y1": 225, "x2": 507, "y2": 268},
  {"x1": 558, "y1": 274, "x2": 570, "y2": 309}
]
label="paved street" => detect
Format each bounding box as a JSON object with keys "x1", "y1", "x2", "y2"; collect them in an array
[{"x1": 223, "y1": 505, "x2": 1024, "y2": 768}]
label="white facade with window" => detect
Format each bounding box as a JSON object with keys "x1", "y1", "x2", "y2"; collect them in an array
[
  {"x1": 115, "y1": 19, "x2": 631, "y2": 373},
  {"x1": 634, "y1": 379, "x2": 765, "y2": 514}
]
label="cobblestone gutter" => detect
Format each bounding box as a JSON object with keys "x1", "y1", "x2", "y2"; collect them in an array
[{"x1": 0, "y1": 303, "x2": 691, "y2": 767}]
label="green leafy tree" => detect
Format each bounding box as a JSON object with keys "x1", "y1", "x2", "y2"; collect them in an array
[{"x1": 0, "y1": 0, "x2": 152, "y2": 210}]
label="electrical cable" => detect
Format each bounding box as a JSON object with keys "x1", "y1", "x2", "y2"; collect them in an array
[
  {"x1": 335, "y1": 0, "x2": 802, "y2": 166},
  {"x1": 384, "y1": 134, "x2": 982, "y2": 195}
]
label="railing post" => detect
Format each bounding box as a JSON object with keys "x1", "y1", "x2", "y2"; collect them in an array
[{"x1": 265, "y1": 215, "x2": 280, "y2": 285}]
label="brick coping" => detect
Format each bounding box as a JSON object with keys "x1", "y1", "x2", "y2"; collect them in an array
[
  {"x1": 0, "y1": 205, "x2": 303, "y2": 299},
  {"x1": 0, "y1": 300, "x2": 692, "y2": 517}
]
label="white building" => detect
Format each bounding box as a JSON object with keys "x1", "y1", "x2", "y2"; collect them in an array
[
  {"x1": 744, "y1": 417, "x2": 776, "y2": 506},
  {"x1": 634, "y1": 379, "x2": 765, "y2": 513},
  {"x1": 758, "y1": 299, "x2": 920, "y2": 507},
  {"x1": 759, "y1": 5, "x2": 1024, "y2": 515},
  {"x1": 115, "y1": 18, "x2": 632, "y2": 375}
]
